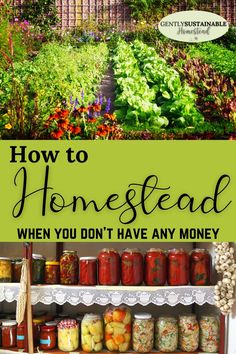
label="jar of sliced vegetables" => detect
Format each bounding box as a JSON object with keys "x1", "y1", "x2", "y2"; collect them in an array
[
  {"x1": 32, "y1": 254, "x2": 45, "y2": 284},
  {"x1": 58, "y1": 319, "x2": 79, "y2": 351},
  {"x1": 155, "y1": 316, "x2": 178, "y2": 352},
  {"x1": 81, "y1": 314, "x2": 103, "y2": 352},
  {"x1": 179, "y1": 315, "x2": 199, "y2": 352},
  {"x1": 200, "y1": 316, "x2": 219, "y2": 352},
  {"x1": 190, "y1": 249, "x2": 211, "y2": 285},
  {"x1": 121, "y1": 248, "x2": 143, "y2": 285},
  {"x1": 132, "y1": 313, "x2": 154, "y2": 352},
  {"x1": 98, "y1": 248, "x2": 120, "y2": 285},
  {"x1": 104, "y1": 306, "x2": 132, "y2": 352},
  {"x1": 144, "y1": 248, "x2": 166, "y2": 286},
  {"x1": 60, "y1": 250, "x2": 78, "y2": 285}
]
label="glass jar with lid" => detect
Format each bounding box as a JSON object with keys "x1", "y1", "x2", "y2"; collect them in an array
[
  {"x1": 2, "y1": 320, "x2": 17, "y2": 348},
  {"x1": 0, "y1": 257, "x2": 12, "y2": 282},
  {"x1": 39, "y1": 325, "x2": 57, "y2": 350},
  {"x1": 81, "y1": 314, "x2": 103, "y2": 352},
  {"x1": 132, "y1": 313, "x2": 154, "y2": 352},
  {"x1": 167, "y1": 249, "x2": 189, "y2": 285},
  {"x1": 60, "y1": 250, "x2": 79, "y2": 285},
  {"x1": 155, "y1": 316, "x2": 178, "y2": 352},
  {"x1": 104, "y1": 306, "x2": 132, "y2": 352},
  {"x1": 144, "y1": 248, "x2": 166, "y2": 286},
  {"x1": 12, "y1": 258, "x2": 23, "y2": 282},
  {"x1": 45, "y1": 261, "x2": 60, "y2": 284},
  {"x1": 190, "y1": 249, "x2": 211, "y2": 285},
  {"x1": 121, "y1": 248, "x2": 143, "y2": 285},
  {"x1": 17, "y1": 323, "x2": 25, "y2": 349},
  {"x1": 32, "y1": 254, "x2": 45, "y2": 284},
  {"x1": 98, "y1": 248, "x2": 120, "y2": 285},
  {"x1": 58, "y1": 319, "x2": 79, "y2": 351},
  {"x1": 79, "y1": 257, "x2": 97, "y2": 285},
  {"x1": 33, "y1": 318, "x2": 45, "y2": 346},
  {"x1": 199, "y1": 315, "x2": 219, "y2": 352},
  {"x1": 179, "y1": 314, "x2": 199, "y2": 352}
]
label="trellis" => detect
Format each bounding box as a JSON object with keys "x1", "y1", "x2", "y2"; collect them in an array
[{"x1": 13, "y1": 0, "x2": 236, "y2": 29}]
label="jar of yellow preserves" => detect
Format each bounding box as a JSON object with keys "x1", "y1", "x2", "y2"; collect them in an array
[{"x1": 0, "y1": 258, "x2": 12, "y2": 282}]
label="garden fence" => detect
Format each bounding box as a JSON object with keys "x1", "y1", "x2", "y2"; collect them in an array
[{"x1": 13, "y1": 0, "x2": 236, "y2": 29}]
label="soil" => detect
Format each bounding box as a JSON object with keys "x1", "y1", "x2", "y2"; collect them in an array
[{"x1": 98, "y1": 64, "x2": 116, "y2": 111}]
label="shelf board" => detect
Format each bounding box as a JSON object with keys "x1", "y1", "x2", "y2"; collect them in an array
[
  {"x1": 0, "y1": 284, "x2": 215, "y2": 306},
  {"x1": 0, "y1": 350, "x2": 219, "y2": 354}
]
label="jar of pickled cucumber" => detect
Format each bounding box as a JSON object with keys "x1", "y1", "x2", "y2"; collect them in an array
[
  {"x1": 179, "y1": 315, "x2": 199, "y2": 352},
  {"x1": 12, "y1": 258, "x2": 23, "y2": 282},
  {"x1": 155, "y1": 316, "x2": 178, "y2": 352},
  {"x1": 132, "y1": 313, "x2": 154, "y2": 352},
  {"x1": 32, "y1": 254, "x2": 45, "y2": 284},
  {"x1": 104, "y1": 306, "x2": 132, "y2": 352},
  {"x1": 58, "y1": 319, "x2": 79, "y2": 351},
  {"x1": 200, "y1": 316, "x2": 219, "y2": 352},
  {"x1": 81, "y1": 314, "x2": 103, "y2": 352},
  {"x1": 0, "y1": 258, "x2": 12, "y2": 282}
]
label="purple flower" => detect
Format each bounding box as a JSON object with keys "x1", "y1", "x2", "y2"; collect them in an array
[
  {"x1": 105, "y1": 97, "x2": 111, "y2": 113},
  {"x1": 99, "y1": 94, "x2": 103, "y2": 105},
  {"x1": 70, "y1": 95, "x2": 73, "y2": 104},
  {"x1": 81, "y1": 90, "x2": 84, "y2": 102},
  {"x1": 74, "y1": 97, "x2": 79, "y2": 107},
  {"x1": 23, "y1": 20, "x2": 29, "y2": 25}
]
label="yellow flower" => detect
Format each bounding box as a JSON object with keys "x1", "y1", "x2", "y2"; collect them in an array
[{"x1": 4, "y1": 123, "x2": 12, "y2": 130}]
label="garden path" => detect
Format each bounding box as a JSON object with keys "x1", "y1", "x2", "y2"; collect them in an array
[{"x1": 98, "y1": 64, "x2": 116, "y2": 111}]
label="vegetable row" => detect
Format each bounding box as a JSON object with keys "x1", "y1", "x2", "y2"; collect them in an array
[
  {"x1": 2, "y1": 248, "x2": 212, "y2": 286},
  {"x1": 2, "y1": 307, "x2": 219, "y2": 353}
]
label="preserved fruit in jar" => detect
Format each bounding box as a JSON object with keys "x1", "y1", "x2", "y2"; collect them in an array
[
  {"x1": 190, "y1": 249, "x2": 211, "y2": 285},
  {"x1": 179, "y1": 315, "x2": 199, "y2": 352},
  {"x1": 39, "y1": 325, "x2": 56, "y2": 350},
  {"x1": 60, "y1": 251, "x2": 79, "y2": 285},
  {"x1": 98, "y1": 248, "x2": 120, "y2": 285},
  {"x1": 2, "y1": 320, "x2": 17, "y2": 348},
  {"x1": 104, "y1": 306, "x2": 132, "y2": 352},
  {"x1": 58, "y1": 319, "x2": 79, "y2": 351},
  {"x1": 144, "y1": 248, "x2": 166, "y2": 286},
  {"x1": 12, "y1": 258, "x2": 23, "y2": 282},
  {"x1": 0, "y1": 258, "x2": 12, "y2": 282},
  {"x1": 121, "y1": 249, "x2": 143, "y2": 286},
  {"x1": 167, "y1": 249, "x2": 189, "y2": 285},
  {"x1": 33, "y1": 318, "x2": 44, "y2": 346},
  {"x1": 132, "y1": 313, "x2": 154, "y2": 352},
  {"x1": 81, "y1": 314, "x2": 103, "y2": 352},
  {"x1": 200, "y1": 316, "x2": 219, "y2": 352},
  {"x1": 155, "y1": 316, "x2": 178, "y2": 352},
  {"x1": 80, "y1": 257, "x2": 97, "y2": 285},
  {"x1": 17, "y1": 323, "x2": 25, "y2": 349},
  {"x1": 45, "y1": 261, "x2": 60, "y2": 284},
  {"x1": 32, "y1": 254, "x2": 45, "y2": 284}
]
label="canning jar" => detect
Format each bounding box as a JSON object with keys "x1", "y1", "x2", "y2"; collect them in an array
[
  {"x1": 0, "y1": 257, "x2": 12, "y2": 282},
  {"x1": 33, "y1": 318, "x2": 44, "y2": 346},
  {"x1": 121, "y1": 249, "x2": 143, "y2": 286},
  {"x1": 81, "y1": 314, "x2": 103, "y2": 352},
  {"x1": 98, "y1": 248, "x2": 120, "y2": 285},
  {"x1": 132, "y1": 313, "x2": 154, "y2": 352},
  {"x1": 190, "y1": 249, "x2": 211, "y2": 285},
  {"x1": 104, "y1": 306, "x2": 131, "y2": 352},
  {"x1": 58, "y1": 319, "x2": 79, "y2": 351},
  {"x1": 17, "y1": 323, "x2": 25, "y2": 349},
  {"x1": 45, "y1": 261, "x2": 60, "y2": 284},
  {"x1": 60, "y1": 250, "x2": 79, "y2": 285},
  {"x1": 2, "y1": 320, "x2": 17, "y2": 348},
  {"x1": 155, "y1": 316, "x2": 178, "y2": 352},
  {"x1": 80, "y1": 257, "x2": 97, "y2": 285},
  {"x1": 39, "y1": 325, "x2": 56, "y2": 350},
  {"x1": 12, "y1": 258, "x2": 23, "y2": 282},
  {"x1": 32, "y1": 254, "x2": 45, "y2": 284},
  {"x1": 144, "y1": 248, "x2": 166, "y2": 286},
  {"x1": 200, "y1": 316, "x2": 219, "y2": 352},
  {"x1": 167, "y1": 249, "x2": 189, "y2": 285},
  {"x1": 179, "y1": 315, "x2": 199, "y2": 352}
]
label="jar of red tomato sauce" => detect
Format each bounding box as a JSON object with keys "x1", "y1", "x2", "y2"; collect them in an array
[
  {"x1": 98, "y1": 248, "x2": 120, "y2": 285},
  {"x1": 190, "y1": 249, "x2": 211, "y2": 285},
  {"x1": 39, "y1": 325, "x2": 57, "y2": 350},
  {"x1": 144, "y1": 248, "x2": 166, "y2": 286},
  {"x1": 79, "y1": 257, "x2": 97, "y2": 285},
  {"x1": 17, "y1": 323, "x2": 25, "y2": 349},
  {"x1": 2, "y1": 320, "x2": 17, "y2": 348},
  {"x1": 121, "y1": 249, "x2": 143, "y2": 286},
  {"x1": 60, "y1": 250, "x2": 79, "y2": 285},
  {"x1": 167, "y1": 249, "x2": 189, "y2": 286}
]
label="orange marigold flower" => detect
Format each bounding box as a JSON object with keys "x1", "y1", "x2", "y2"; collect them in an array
[
  {"x1": 49, "y1": 113, "x2": 59, "y2": 120},
  {"x1": 51, "y1": 129, "x2": 64, "y2": 139},
  {"x1": 58, "y1": 118, "x2": 69, "y2": 129},
  {"x1": 88, "y1": 117, "x2": 97, "y2": 123},
  {"x1": 79, "y1": 106, "x2": 89, "y2": 113},
  {"x1": 60, "y1": 109, "x2": 70, "y2": 118},
  {"x1": 96, "y1": 124, "x2": 111, "y2": 137},
  {"x1": 72, "y1": 126, "x2": 81, "y2": 135},
  {"x1": 104, "y1": 113, "x2": 116, "y2": 121}
]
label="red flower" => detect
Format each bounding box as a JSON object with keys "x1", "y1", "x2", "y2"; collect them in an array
[
  {"x1": 51, "y1": 129, "x2": 64, "y2": 139},
  {"x1": 58, "y1": 118, "x2": 69, "y2": 129},
  {"x1": 72, "y1": 126, "x2": 81, "y2": 135},
  {"x1": 60, "y1": 109, "x2": 70, "y2": 118},
  {"x1": 78, "y1": 106, "x2": 89, "y2": 113},
  {"x1": 96, "y1": 124, "x2": 111, "y2": 137},
  {"x1": 104, "y1": 113, "x2": 116, "y2": 121},
  {"x1": 88, "y1": 117, "x2": 97, "y2": 123}
]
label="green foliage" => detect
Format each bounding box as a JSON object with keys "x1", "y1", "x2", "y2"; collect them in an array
[
  {"x1": 19, "y1": 0, "x2": 59, "y2": 32},
  {"x1": 0, "y1": 42, "x2": 109, "y2": 138},
  {"x1": 188, "y1": 42, "x2": 236, "y2": 80}
]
